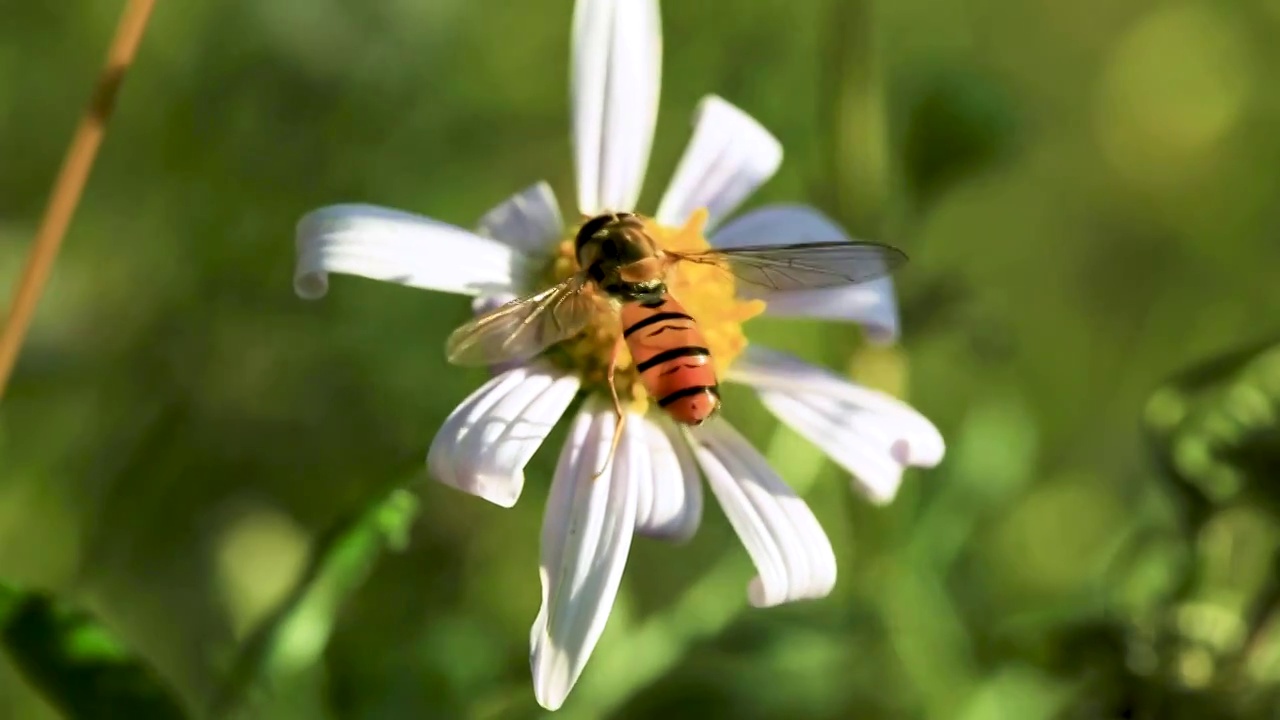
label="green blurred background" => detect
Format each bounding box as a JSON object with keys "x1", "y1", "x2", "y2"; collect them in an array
[{"x1": 2, "y1": 0, "x2": 1279, "y2": 717}]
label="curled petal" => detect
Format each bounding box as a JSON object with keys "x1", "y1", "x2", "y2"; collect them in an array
[
  {"x1": 711, "y1": 204, "x2": 900, "y2": 343},
  {"x1": 633, "y1": 415, "x2": 703, "y2": 542},
  {"x1": 477, "y1": 181, "x2": 565, "y2": 259},
  {"x1": 295, "y1": 204, "x2": 520, "y2": 300},
  {"x1": 727, "y1": 346, "x2": 945, "y2": 503},
  {"x1": 531, "y1": 400, "x2": 638, "y2": 710},
  {"x1": 427, "y1": 365, "x2": 580, "y2": 508},
  {"x1": 687, "y1": 420, "x2": 837, "y2": 607},
  {"x1": 655, "y1": 96, "x2": 783, "y2": 232},
  {"x1": 572, "y1": 0, "x2": 662, "y2": 214}
]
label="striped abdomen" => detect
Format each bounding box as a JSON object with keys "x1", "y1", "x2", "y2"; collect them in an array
[{"x1": 620, "y1": 294, "x2": 720, "y2": 425}]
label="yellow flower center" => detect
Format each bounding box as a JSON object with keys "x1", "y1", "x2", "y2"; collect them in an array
[{"x1": 541, "y1": 208, "x2": 766, "y2": 413}]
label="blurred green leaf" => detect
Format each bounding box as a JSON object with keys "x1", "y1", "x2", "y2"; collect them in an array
[
  {"x1": 1144, "y1": 339, "x2": 1280, "y2": 506},
  {"x1": 1242, "y1": 607, "x2": 1280, "y2": 707},
  {"x1": 0, "y1": 582, "x2": 186, "y2": 719},
  {"x1": 819, "y1": 0, "x2": 888, "y2": 233},
  {"x1": 209, "y1": 486, "x2": 419, "y2": 718},
  {"x1": 958, "y1": 665, "x2": 1074, "y2": 720},
  {"x1": 897, "y1": 66, "x2": 1019, "y2": 212},
  {"x1": 1126, "y1": 340, "x2": 1280, "y2": 714}
]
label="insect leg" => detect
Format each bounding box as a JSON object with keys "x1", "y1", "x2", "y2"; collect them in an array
[{"x1": 593, "y1": 338, "x2": 627, "y2": 481}]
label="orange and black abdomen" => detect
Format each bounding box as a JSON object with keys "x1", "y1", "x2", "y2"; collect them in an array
[{"x1": 620, "y1": 295, "x2": 720, "y2": 425}]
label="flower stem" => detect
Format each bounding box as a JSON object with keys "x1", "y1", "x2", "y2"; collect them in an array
[
  {"x1": 209, "y1": 487, "x2": 421, "y2": 719},
  {"x1": 0, "y1": 0, "x2": 158, "y2": 399}
]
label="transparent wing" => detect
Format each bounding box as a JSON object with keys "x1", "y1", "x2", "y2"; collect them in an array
[
  {"x1": 445, "y1": 275, "x2": 597, "y2": 366},
  {"x1": 667, "y1": 242, "x2": 907, "y2": 292}
]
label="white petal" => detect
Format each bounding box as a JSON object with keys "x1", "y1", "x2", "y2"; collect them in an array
[
  {"x1": 471, "y1": 293, "x2": 515, "y2": 317},
  {"x1": 633, "y1": 415, "x2": 703, "y2": 542},
  {"x1": 654, "y1": 96, "x2": 783, "y2": 232},
  {"x1": 477, "y1": 181, "x2": 565, "y2": 259},
  {"x1": 427, "y1": 365, "x2": 579, "y2": 508},
  {"x1": 295, "y1": 204, "x2": 521, "y2": 300},
  {"x1": 711, "y1": 204, "x2": 900, "y2": 343},
  {"x1": 687, "y1": 420, "x2": 836, "y2": 607},
  {"x1": 727, "y1": 346, "x2": 945, "y2": 504},
  {"x1": 572, "y1": 0, "x2": 662, "y2": 214},
  {"x1": 531, "y1": 400, "x2": 638, "y2": 710}
]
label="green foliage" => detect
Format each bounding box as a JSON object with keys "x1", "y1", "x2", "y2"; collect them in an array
[
  {"x1": 897, "y1": 66, "x2": 1019, "y2": 213},
  {"x1": 0, "y1": 583, "x2": 186, "y2": 719},
  {"x1": 1145, "y1": 339, "x2": 1280, "y2": 509},
  {"x1": 211, "y1": 488, "x2": 419, "y2": 718},
  {"x1": 1113, "y1": 340, "x2": 1280, "y2": 718}
]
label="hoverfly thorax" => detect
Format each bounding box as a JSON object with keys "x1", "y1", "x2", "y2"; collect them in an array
[{"x1": 574, "y1": 212, "x2": 667, "y2": 303}]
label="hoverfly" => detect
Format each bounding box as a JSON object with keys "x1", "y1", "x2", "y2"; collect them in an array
[{"x1": 446, "y1": 211, "x2": 907, "y2": 473}]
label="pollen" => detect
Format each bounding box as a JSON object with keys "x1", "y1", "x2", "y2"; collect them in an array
[{"x1": 541, "y1": 208, "x2": 765, "y2": 413}]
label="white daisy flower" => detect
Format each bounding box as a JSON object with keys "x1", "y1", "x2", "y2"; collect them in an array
[{"x1": 293, "y1": 0, "x2": 944, "y2": 710}]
